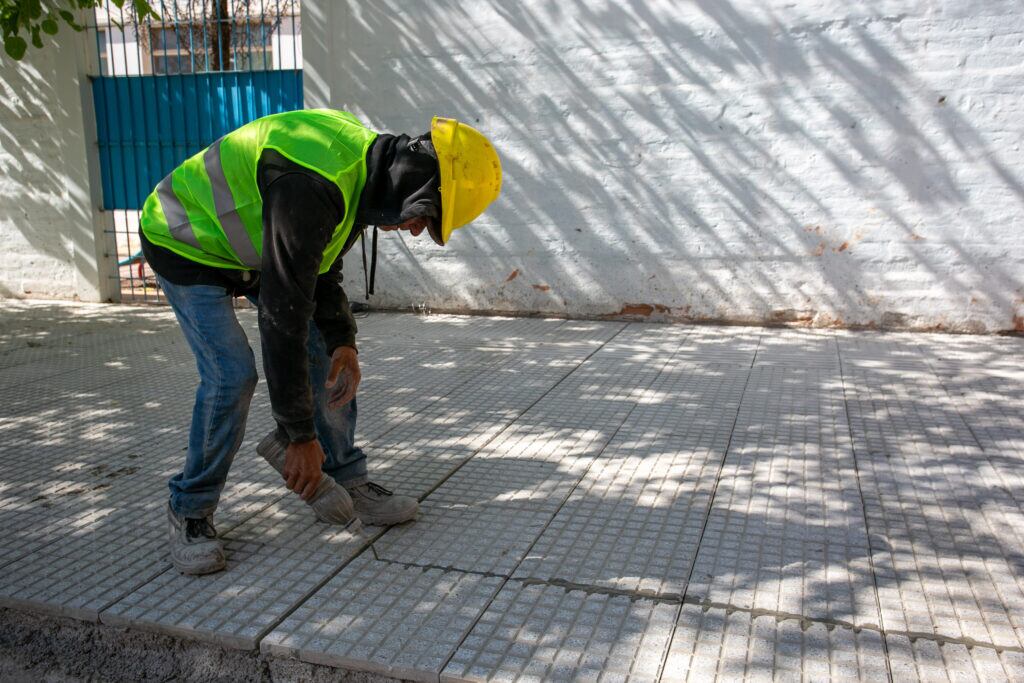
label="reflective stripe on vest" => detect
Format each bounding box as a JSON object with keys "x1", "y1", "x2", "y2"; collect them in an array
[
  {"x1": 156, "y1": 175, "x2": 200, "y2": 249},
  {"x1": 140, "y1": 109, "x2": 376, "y2": 272},
  {"x1": 204, "y1": 138, "x2": 261, "y2": 268}
]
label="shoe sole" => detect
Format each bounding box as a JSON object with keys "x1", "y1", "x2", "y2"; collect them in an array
[{"x1": 172, "y1": 556, "x2": 226, "y2": 575}]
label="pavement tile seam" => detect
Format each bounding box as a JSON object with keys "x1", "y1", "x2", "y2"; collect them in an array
[
  {"x1": 367, "y1": 551, "x2": 511, "y2": 581},
  {"x1": 372, "y1": 500, "x2": 556, "y2": 576},
  {"x1": 258, "y1": 548, "x2": 1024, "y2": 671},
  {"x1": 399, "y1": 327, "x2": 704, "y2": 679},
  {"x1": 433, "y1": 331, "x2": 755, "y2": 680},
  {"x1": 262, "y1": 554, "x2": 506, "y2": 682},
  {"x1": 832, "y1": 333, "x2": 906, "y2": 681},
  {"x1": 4, "y1": 304, "x2": 1023, "y2": 680},
  {"x1": 886, "y1": 633, "x2": 1024, "y2": 681},
  {"x1": 0, "y1": 483, "x2": 296, "y2": 622},
  {"x1": 367, "y1": 323, "x2": 643, "y2": 512},
  {"x1": 654, "y1": 337, "x2": 763, "y2": 679},
  {"x1": 835, "y1": 343, "x2": 1024, "y2": 666},
  {"x1": 271, "y1": 547, "x2": 1024, "y2": 662},
  {"x1": 663, "y1": 602, "x2": 889, "y2": 682},
  {"x1": 101, "y1": 537, "x2": 373, "y2": 651},
  {"x1": 430, "y1": 568, "x2": 1024, "y2": 660},
  {"x1": 441, "y1": 581, "x2": 678, "y2": 682},
  {"x1": 354, "y1": 337, "x2": 608, "y2": 460},
  {"x1": 252, "y1": 323, "x2": 641, "y2": 679},
  {"x1": 839, "y1": 365, "x2": 1024, "y2": 649}
]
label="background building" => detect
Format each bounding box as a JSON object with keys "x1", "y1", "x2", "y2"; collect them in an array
[{"x1": 0, "y1": 0, "x2": 1021, "y2": 332}]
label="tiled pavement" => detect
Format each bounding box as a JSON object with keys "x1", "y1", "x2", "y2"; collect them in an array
[{"x1": 1, "y1": 301, "x2": 1023, "y2": 681}]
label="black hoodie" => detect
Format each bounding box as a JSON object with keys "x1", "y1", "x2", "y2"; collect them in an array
[{"x1": 140, "y1": 132, "x2": 441, "y2": 444}]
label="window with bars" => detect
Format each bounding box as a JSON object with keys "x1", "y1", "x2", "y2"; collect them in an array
[{"x1": 148, "y1": 21, "x2": 274, "y2": 74}]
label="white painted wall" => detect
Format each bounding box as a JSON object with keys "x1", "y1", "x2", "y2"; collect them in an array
[
  {"x1": 0, "y1": 19, "x2": 114, "y2": 301},
  {"x1": 306, "y1": 0, "x2": 1024, "y2": 332},
  {"x1": 274, "y1": 16, "x2": 303, "y2": 69}
]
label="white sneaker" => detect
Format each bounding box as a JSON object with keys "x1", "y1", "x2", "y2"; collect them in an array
[{"x1": 167, "y1": 503, "x2": 226, "y2": 575}]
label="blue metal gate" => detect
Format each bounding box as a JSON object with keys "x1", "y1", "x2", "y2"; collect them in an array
[{"x1": 89, "y1": 0, "x2": 304, "y2": 303}]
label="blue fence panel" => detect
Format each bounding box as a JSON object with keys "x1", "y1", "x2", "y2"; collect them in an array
[{"x1": 92, "y1": 70, "x2": 304, "y2": 210}]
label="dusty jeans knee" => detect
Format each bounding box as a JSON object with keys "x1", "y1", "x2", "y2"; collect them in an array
[{"x1": 158, "y1": 275, "x2": 258, "y2": 518}]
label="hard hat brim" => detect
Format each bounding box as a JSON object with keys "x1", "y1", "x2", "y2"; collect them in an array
[{"x1": 431, "y1": 116, "x2": 457, "y2": 245}]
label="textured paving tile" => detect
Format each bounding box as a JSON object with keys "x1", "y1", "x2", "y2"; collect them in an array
[
  {"x1": 428, "y1": 423, "x2": 615, "y2": 510},
  {"x1": 368, "y1": 409, "x2": 519, "y2": 462},
  {"x1": 915, "y1": 334, "x2": 1024, "y2": 379},
  {"x1": 0, "y1": 470, "x2": 167, "y2": 567},
  {"x1": 886, "y1": 634, "x2": 1024, "y2": 682},
  {"x1": 4, "y1": 302, "x2": 1024, "y2": 680},
  {"x1": 0, "y1": 500, "x2": 119, "y2": 570},
  {"x1": 597, "y1": 322, "x2": 691, "y2": 358},
  {"x1": 930, "y1": 369, "x2": 1024, "y2": 464},
  {"x1": 263, "y1": 555, "x2": 503, "y2": 681},
  {"x1": 432, "y1": 353, "x2": 591, "y2": 419},
  {"x1": 625, "y1": 363, "x2": 749, "y2": 442},
  {"x1": 0, "y1": 377, "x2": 201, "y2": 454},
  {"x1": 844, "y1": 368, "x2": 1024, "y2": 648},
  {"x1": 662, "y1": 604, "x2": 889, "y2": 681},
  {"x1": 356, "y1": 313, "x2": 621, "y2": 352},
  {"x1": 352, "y1": 344, "x2": 580, "y2": 444},
  {"x1": 513, "y1": 335, "x2": 687, "y2": 433},
  {"x1": 374, "y1": 501, "x2": 551, "y2": 575},
  {"x1": 0, "y1": 504, "x2": 168, "y2": 621},
  {"x1": 371, "y1": 423, "x2": 621, "y2": 575},
  {"x1": 103, "y1": 539, "x2": 359, "y2": 649},
  {"x1": 0, "y1": 447, "x2": 151, "y2": 507},
  {"x1": 223, "y1": 494, "x2": 367, "y2": 551},
  {"x1": 213, "y1": 451, "x2": 301, "y2": 532},
  {"x1": 0, "y1": 326, "x2": 184, "y2": 377},
  {"x1": 753, "y1": 329, "x2": 839, "y2": 370},
  {"x1": 835, "y1": 330, "x2": 928, "y2": 362},
  {"x1": 687, "y1": 365, "x2": 880, "y2": 626},
  {"x1": 514, "y1": 432, "x2": 726, "y2": 596},
  {"x1": 442, "y1": 582, "x2": 676, "y2": 682},
  {"x1": 667, "y1": 328, "x2": 761, "y2": 367},
  {"x1": 363, "y1": 445, "x2": 474, "y2": 500}
]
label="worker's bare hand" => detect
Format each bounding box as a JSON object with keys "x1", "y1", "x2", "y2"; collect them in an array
[
  {"x1": 283, "y1": 439, "x2": 325, "y2": 500},
  {"x1": 326, "y1": 345, "x2": 360, "y2": 410}
]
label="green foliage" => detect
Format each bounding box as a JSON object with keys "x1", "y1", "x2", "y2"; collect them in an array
[{"x1": 1, "y1": 0, "x2": 158, "y2": 60}]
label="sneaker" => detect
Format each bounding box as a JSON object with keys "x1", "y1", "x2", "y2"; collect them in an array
[
  {"x1": 256, "y1": 430, "x2": 360, "y2": 528},
  {"x1": 345, "y1": 481, "x2": 418, "y2": 526},
  {"x1": 167, "y1": 503, "x2": 226, "y2": 575}
]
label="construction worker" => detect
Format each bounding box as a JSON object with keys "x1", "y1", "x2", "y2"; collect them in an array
[{"x1": 139, "y1": 110, "x2": 502, "y2": 574}]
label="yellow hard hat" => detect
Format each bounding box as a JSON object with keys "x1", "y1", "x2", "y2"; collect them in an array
[{"x1": 430, "y1": 116, "x2": 502, "y2": 245}]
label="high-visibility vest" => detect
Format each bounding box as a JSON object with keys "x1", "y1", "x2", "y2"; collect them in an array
[{"x1": 140, "y1": 109, "x2": 378, "y2": 273}]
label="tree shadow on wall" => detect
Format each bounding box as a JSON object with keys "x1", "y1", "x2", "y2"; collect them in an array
[{"x1": 315, "y1": 0, "x2": 1023, "y2": 328}]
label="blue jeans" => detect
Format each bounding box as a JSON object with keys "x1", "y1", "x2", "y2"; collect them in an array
[{"x1": 157, "y1": 275, "x2": 368, "y2": 518}]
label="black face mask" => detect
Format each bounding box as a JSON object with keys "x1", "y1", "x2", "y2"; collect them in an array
[{"x1": 356, "y1": 132, "x2": 441, "y2": 229}]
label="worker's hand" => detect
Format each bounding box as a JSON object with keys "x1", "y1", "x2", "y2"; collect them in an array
[
  {"x1": 326, "y1": 345, "x2": 360, "y2": 410},
  {"x1": 283, "y1": 439, "x2": 326, "y2": 501}
]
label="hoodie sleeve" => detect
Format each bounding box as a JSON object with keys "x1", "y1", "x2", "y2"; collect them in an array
[
  {"x1": 258, "y1": 171, "x2": 345, "y2": 443},
  {"x1": 312, "y1": 252, "x2": 358, "y2": 355}
]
